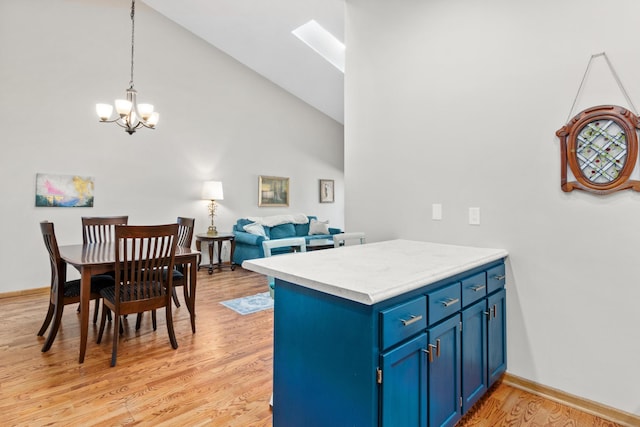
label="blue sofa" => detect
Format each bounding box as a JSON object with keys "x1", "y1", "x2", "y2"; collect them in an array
[{"x1": 232, "y1": 215, "x2": 341, "y2": 265}]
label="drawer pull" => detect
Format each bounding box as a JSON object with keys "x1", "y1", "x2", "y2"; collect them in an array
[
  {"x1": 471, "y1": 285, "x2": 486, "y2": 292},
  {"x1": 441, "y1": 298, "x2": 460, "y2": 307},
  {"x1": 493, "y1": 274, "x2": 506, "y2": 281},
  {"x1": 400, "y1": 314, "x2": 423, "y2": 326},
  {"x1": 425, "y1": 339, "x2": 441, "y2": 363}
]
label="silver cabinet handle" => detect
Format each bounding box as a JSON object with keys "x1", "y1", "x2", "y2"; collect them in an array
[
  {"x1": 471, "y1": 285, "x2": 486, "y2": 292},
  {"x1": 441, "y1": 298, "x2": 459, "y2": 307},
  {"x1": 400, "y1": 314, "x2": 423, "y2": 326},
  {"x1": 493, "y1": 274, "x2": 505, "y2": 281}
]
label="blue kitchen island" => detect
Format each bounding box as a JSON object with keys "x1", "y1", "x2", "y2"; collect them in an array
[{"x1": 243, "y1": 240, "x2": 508, "y2": 427}]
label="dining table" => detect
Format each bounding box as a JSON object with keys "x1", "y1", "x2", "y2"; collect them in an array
[{"x1": 58, "y1": 242, "x2": 199, "y2": 363}]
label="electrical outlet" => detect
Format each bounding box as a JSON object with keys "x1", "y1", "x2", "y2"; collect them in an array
[
  {"x1": 432, "y1": 203, "x2": 442, "y2": 220},
  {"x1": 469, "y1": 207, "x2": 480, "y2": 225}
]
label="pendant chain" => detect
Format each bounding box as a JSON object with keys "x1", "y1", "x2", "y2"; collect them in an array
[{"x1": 129, "y1": 0, "x2": 136, "y2": 89}]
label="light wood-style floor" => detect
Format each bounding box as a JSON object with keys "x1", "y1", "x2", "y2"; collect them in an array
[{"x1": 0, "y1": 268, "x2": 623, "y2": 426}]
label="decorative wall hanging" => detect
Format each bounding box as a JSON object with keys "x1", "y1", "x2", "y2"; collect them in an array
[
  {"x1": 319, "y1": 179, "x2": 334, "y2": 203},
  {"x1": 556, "y1": 53, "x2": 640, "y2": 195},
  {"x1": 35, "y1": 173, "x2": 94, "y2": 207},
  {"x1": 258, "y1": 176, "x2": 289, "y2": 207}
]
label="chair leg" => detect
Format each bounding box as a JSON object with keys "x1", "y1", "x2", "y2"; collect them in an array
[
  {"x1": 111, "y1": 311, "x2": 120, "y2": 367},
  {"x1": 182, "y1": 285, "x2": 190, "y2": 313},
  {"x1": 165, "y1": 306, "x2": 178, "y2": 349},
  {"x1": 41, "y1": 304, "x2": 63, "y2": 352},
  {"x1": 172, "y1": 288, "x2": 181, "y2": 307},
  {"x1": 37, "y1": 303, "x2": 55, "y2": 336},
  {"x1": 97, "y1": 303, "x2": 108, "y2": 344},
  {"x1": 152, "y1": 310, "x2": 157, "y2": 331},
  {"x1": 135, "y1": 313, "x2": 143, "y2": 330},
  {"x1": 93, "y1": 299, "x2": 100, "y2": 324}
]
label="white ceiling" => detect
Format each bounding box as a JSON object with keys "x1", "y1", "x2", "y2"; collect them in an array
[{"x1": 141, "y1": 0, "x2": 345, "y2": 124}]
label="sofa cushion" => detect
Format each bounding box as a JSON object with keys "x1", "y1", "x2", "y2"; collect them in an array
[
  {"x1": 270, "y1": 222, "x2": 296, "y2": 239},
  {"x1": 294, "y1": 222, "x2": 310, "y2": 236},
  {"x1": 236, "y1": 218, "x2": 254, "y2": 232},
  {"x1": 243, "y1": 222, "x2": 269, "y2": 239},
  {"x1": 308, "y1": 219, "x2": 330, "y2": 235}
]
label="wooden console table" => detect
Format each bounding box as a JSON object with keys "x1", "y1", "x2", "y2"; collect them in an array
[{"x1": 195, "y1": 232, "x2": 236, "y2": 274}]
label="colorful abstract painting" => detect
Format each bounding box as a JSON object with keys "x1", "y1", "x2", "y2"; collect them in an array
[{"x1": 35, "y1": 173, "x2": 94, "y2": 207}]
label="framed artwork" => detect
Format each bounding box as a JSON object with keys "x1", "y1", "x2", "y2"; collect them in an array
[
  {"x1": 556, "y1": 105, "x2": 640, "y2": 195},
  {"x1": 35, "y1": 173, "x2": 94, "y2": 207},
  {"x1": 259, "y1": 175, "x2": 289, "y2": 207},
  {"x1": 319, "y1": 179, "x2": 334, "y2": 203}
]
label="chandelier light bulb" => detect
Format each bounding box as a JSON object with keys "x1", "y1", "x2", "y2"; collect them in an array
[
  {"x1": 137, "y1": 103, "x2": 154, "y2": 120},
  {"x1": 96, "y1": 104, "x2": 113, "y2": 121},
  {"x1": 115, "y1": 99, "x2": 133, "y2": 117}
]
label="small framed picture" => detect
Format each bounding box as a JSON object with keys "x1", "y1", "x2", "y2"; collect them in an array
[
  {"x1": 258, "y1": 175, "x2": 290, "y2": 207},
  {"x1": 319, "y1": 179, "x2": 334, "y2": 203}
]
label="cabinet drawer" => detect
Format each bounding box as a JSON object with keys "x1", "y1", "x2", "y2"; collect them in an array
[
  {"x1": 461, "y1": 272, "x2": 487, "y2": 307},
  {"x1": 427, "y1": 282, "x2": 461, "y2": 325},
  {"x1": 380, "y1": 296, "x2": 427, "y2": 350},
  {"x1": 487, "y1": 264, "x2": 506, "y2": 294}
]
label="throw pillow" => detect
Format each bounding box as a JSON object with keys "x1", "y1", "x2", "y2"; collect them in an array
[
  {"x1": 308, "y1": 219, "x2": 329, "y2": 235},
  {"x1": 243, "y1": 222, "x2": 269, "y2": 239}
]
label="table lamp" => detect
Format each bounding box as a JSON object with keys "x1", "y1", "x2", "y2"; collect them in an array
[{"x1": 201, "y1": 181, "x2": 224, "y2": 235}]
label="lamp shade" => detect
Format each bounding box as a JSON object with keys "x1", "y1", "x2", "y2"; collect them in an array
[{"x1": 201, "y1": 181, "x2": 224, "y2": 200}]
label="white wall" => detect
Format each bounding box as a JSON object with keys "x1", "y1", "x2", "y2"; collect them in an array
[
  {"x1": 0, "y1": 0, "x2": 344, "y2": 292},
  {"x1": 346, "y1": 0, "x2": 640, "y2": 416}
]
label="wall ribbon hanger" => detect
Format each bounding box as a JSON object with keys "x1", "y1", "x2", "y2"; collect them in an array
[{"x1": 556, "y1": 52, "x2": 640, "y2": 195}]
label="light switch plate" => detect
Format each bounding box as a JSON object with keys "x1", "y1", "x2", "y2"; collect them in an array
[
  {"x1": 432, "y1": 203, "x2": 442, "y2": 220},
  {"x1": 469, "y1": 207, "x2": 480, "y2": 225}
]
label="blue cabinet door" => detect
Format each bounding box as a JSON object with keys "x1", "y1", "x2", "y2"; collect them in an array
[
  {"x1": 461, "y1": 299, "x2": 488, "y2": 413},
  {"x1": 381, "y1": 333, "x2": 428, "y2": 427},
  {"x1": 427, "y1": 315, "x2": 461, "y2": 427},
  {"x1": 487, "y1": 288, "x2": 507, "y2": 386}
]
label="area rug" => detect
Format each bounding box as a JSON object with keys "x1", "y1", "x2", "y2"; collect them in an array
[{"x1": 220, "y1": 292, "x2": 274, "y2": 315}]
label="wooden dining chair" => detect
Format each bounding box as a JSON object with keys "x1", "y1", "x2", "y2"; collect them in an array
[
  {"x1": 171, "y1": 217, "x2": 195, "y2": 308},
  {"x1": 97, "y1": 224, "x2": 179, "y2": 367},
  {"x1": 82, "y1": 215, "x2": 128, "y2": 244},
  {"x1": 80, "y1": 216, "x2": 128, "y2": 321},
  {"x1": 37, "y1": 221, "x2": 114, "y2": 352},
  {"x1": 135, "y1": 217, "x2": 195, "y2": 329}
]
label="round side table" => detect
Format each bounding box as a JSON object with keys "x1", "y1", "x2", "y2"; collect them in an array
[{"x1": 195, "y1": 232, "x2": 236, "y2": 274}]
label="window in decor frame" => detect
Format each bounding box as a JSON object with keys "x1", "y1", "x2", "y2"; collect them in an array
[
  {"x1": 258, "y1": 176, "x2": 289, "y2": 207},
  {"x1": 556, "y1": 105, "x2": 640, "y2": 195},
  {"x1": 319, "y1": 179, "x2": 334, "y2": 203}
]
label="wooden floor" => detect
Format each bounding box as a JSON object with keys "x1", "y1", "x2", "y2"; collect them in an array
[{"x1": 0, "y1": 268, "x2": 623, "y2": 426}]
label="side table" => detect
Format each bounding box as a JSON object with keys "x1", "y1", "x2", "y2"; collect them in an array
[{"x1": 195, "y1": 232, "x2": 236, "y2": 274}]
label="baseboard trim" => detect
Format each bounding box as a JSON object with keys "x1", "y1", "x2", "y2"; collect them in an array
[
  {"x1": 0, "y1": 287, "x2": 48, "y2": 299},
  {"x1": 502, "y1": 373, "x2": 640, "y2": 427}
]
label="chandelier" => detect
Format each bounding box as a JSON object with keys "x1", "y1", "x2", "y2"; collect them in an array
[{"x1": 96, "y1": 0, "x2": 159, "y2": 134}]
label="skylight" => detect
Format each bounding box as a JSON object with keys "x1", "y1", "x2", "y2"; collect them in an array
[{"x1": 292, "y1": 20, "x2": 345, "y2": 73}]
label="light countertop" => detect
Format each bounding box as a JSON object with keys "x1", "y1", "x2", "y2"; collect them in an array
[{"x1": 242, "y1": 239, "x2": 508, "y2": 305}]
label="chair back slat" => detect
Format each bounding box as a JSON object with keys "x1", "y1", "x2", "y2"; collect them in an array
[
  {"x1": 82, "y1": 216, "x2": 128, "y2": 244},
  {"x1": 40, "y1": 221, "x2": 65, "y2": 301},
  {"x1": 114, "y1": 224, "x2": 178, "y2": 305},
  {"x1": 176, "y1": 217, "x2": 195, "y2": 248}
]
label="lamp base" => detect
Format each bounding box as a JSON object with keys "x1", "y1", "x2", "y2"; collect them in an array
[{"x1": 207, "y1": 225, "x2": 218, "y2": 236}]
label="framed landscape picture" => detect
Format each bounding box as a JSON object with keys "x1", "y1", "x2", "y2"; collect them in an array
[
  {"x1": 259, "y1": 175, "x2": 289, "y2": 207},
  {"x1": 319, "y1": 179, "x2": 334, "y2": 203},
  {"x1": 35, "y1": 173, "x2": 94, "y2": 207}
]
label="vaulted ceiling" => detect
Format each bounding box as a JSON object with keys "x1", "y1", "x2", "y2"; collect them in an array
[{"x1": 142, "y1": 0, "x2": 345, "y2": 124}]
